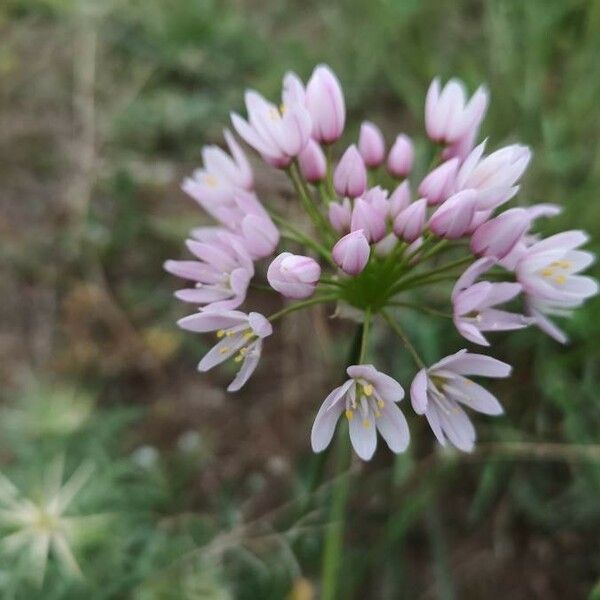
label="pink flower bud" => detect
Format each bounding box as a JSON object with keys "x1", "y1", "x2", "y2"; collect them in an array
[
  {"x1": 358, "y1": 121, "x2": 385, "y2": 167},
  {"x1": 333, "y1": 145, "x2": 367, "y2": 198},
  {"x1": 351, "y1": 198, "x2": 387, "y2": 243},
  {"x1": 387, "y1": 134, "x2": 414, "y2": 178},
  {"x1": 470, "y1": 208, "x2": 531, "y2": 259},
  {"x1": 418, "y1": 158, "x2": 459, "y2": 205},
  {"x1": 393, "y1": 198, "x2": 427, "y2": 243},
  {"x1": 374, "y1": 233, "x2": 398, "y2": 258},
  {"x1": 388, "y1": 181, "x2": 411, "y2": 219},
  {"x1": 240, "y1": 214, "x2": 280, "y2": 259},
  {"x1": 362, "y1": 186, "x2": 389, "y2": 219},
  {"x1": 267, "y1": 252, "x2": 321, "y2": 299},
  {"x1": 305, "y1": 64, "x2": 346, "y2": 143},
  {"x1": 328, "y1": 198, "x2": 352, "y2": 233},
  {"x1": 429, "y1": 190, "x2": 477, "y2": 239},
  {"x1": 298, "y1": 139, "x2": 327, "y2": 183},
  {"x1": 332, "y1": 230, "x2": 370, "y2": 275}
]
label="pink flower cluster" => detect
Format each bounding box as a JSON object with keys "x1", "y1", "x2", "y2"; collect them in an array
[{"x1": 166, "y1": 65, "x2": 597, "y2": 460}]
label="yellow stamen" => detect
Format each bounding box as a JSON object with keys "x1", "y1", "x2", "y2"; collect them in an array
[
  {"x1": 362, "y1": 418, "x2": 371, "y2": 429},
  {"x1": 377, "y1": 399, "x2": 385, "y2": 409},
  {"x1": 234, "y1": 354, "x2": 244, "y2": 363},
  {"x1": 216, "y1": 329, "x2": 226, "y2": 338},
  {"x1": 345, "y1": 409, "x2": 353, "y2": 421},
  {"x1": 243, "y1": 331, "x2": 253, "y2": 341},
  {"x1": 279, "y1": 103, "x2": 287, "y2": 114},
  {"x1": 363, "y1": 384, "x2": 374, "y2": 397},
  {"x1": 551, "y1": 260, "x2": 572, "y2": 269},
  {"x1": 541, "y1": 267, "x2": 554, "y2": 278},
  {"x1": 374, "y1": 410, "x2": 381, "y2": 418},
  {"x1": 219, "y1": 346, "x2": 230, "y2": 354},
  {"x1": 554, "y1": 275, "x2": 567, "y2": 285}
]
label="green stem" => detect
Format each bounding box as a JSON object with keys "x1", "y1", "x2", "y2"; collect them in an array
[
  {"x1": 386, "y1": 300, "x2": 452, "y2": 319},
  {"x1": 391, "y1": 255, "x2": 473, "y2": 293},
  {"x1": 414, "y1": 238, "x2": 449, "y2": 264},
  {"x1": 319, "y1": 276, "x2": 344, "y2": 287},
  {"x1": 268, "y1": 295, "x2": 338, "y2": 322},
  {"x1": 269, "y1": 211, "x2": 334, "y2": 266},
  {"x1": 400, "y1": 274, "x2": 463, "y2": 291},
  {"x1": 382, "y1": 310, "x2": 426, "y2": 369},
  {"x1": 359, "y1": 308, "x2": 371, "y2": 363},
  {"x1": 289, "y1": 163, "x2": 333, "y2": 238},
  {"x1": 325, "y1": 144, "x2": 336, "y2": 199},
  {"x1": 320, "y1": 324, "x2": 362, "y2": 600}
]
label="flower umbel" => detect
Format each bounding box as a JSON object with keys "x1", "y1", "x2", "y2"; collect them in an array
[{"x1": 166, "y1": 65, "x2": 597, "y2": 459}]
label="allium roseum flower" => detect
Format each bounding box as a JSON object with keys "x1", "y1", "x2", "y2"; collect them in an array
[
  {"x1": 516, "y1": 231, "x2": 598, "y2": 343},
  {"x1": 452, "y1": 257, "x2": 528, "y2": 346},
  {"x1": 166, "y1": 66, "x2": 597, "y2": 460},
  {"x1": 177, "y1": 310, "x2": 272, "y2": 391},
  {"x1": 311, "y1": 365, "x2": 409, "y2": 460},
  {"x1": 425, "y1": 78, "x2": 488, "y2": 145},
  {"x1": 410, "y1": 350, "x2": 510, "y2": 452},
  {"x1": 231, "y1": 73, "x2": 312, "y2": 166},
  {"x1": 165, "y1": 231, "x2": 253, "y2": 311}
]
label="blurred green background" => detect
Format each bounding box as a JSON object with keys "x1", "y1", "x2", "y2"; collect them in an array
[{"x1": 1, "y1": 0, "x2": 599, "y2": 598}]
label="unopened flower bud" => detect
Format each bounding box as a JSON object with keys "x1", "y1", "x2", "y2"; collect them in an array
[
  {"x1": 267, "y1": 252, "x2": 321, "y2": 299},
  {"x1": 332, "y1": 230, "x2": 370, "y2": 275},
  {"x1": 298, "y1": 139, "x2": 327, "y2": 183},
  {"x1": 387, "y1": 134, "x2": 414, "y2": 178},
  {"x1": 358, "y1": 121, "x2": 386, "y2": 168},
  {"x1": 470, "y1": 208, "x2": 531, "y2": 259},
  {"x1": 418, "y1": 158, "x2": 459, "y2": 205},
  {"x1": 393, "y1": 198, "x2": 427, "y2": 243},
  {"x1": 334, "y1": 145, "x2": 367, "y2": 198},
  {"x1": 305, "y1": 64, "x2": 346, "y2": 143}
]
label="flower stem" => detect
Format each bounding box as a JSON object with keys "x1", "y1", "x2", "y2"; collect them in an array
[
  {"x1": 269, "y1": 211, "x2": 334, "y2": 266},
  {"x1": 382, "y1": 310, "x2": 426, "y2": 369},
  {"x1": 268, "y1": 295, "x2": 338, "y2": 322},
  {"x1": 320, "y1": 324, "x2": 362, "y2": 600},
  {"x1": 391, "y1": 254, "x2": 473, "y2": 293},
  {"x1": 359, "y1": 307, "x2": 371, "y2": 363},
  {"x1": 386, "y1": 300, "x2": 452, "y2": 319},
  {"x1": 288, "y1": 163, "x2": 333, "y2": 239}
]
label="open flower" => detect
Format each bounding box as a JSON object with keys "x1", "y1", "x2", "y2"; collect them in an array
[
  {"x1": 454, "y1": 141, "x2": 531, "y2": 211},
  {"x1": 452, "y1": 258, "x2": 529, "y2": 346},
  {"x1": 516, "y1": 231, "x2": 598, "y2": 343},
  {"x1": 231, "y1": 73, "x2": 312, "y2": 166},
  {"x1": 410, "y1": 350, "x2": 511, "y2": 452},
  {"x1": 311, "y1": 365, "x2": 409, "y2": 460},
  {"x1": 177, "y1": 310, "x2": 272, "y2": 391},
  {"x1": 425, "y1": 78, "x2": 488, "y2": 145},
  {"x1": 165, "y1": 230, "x2": 254, "y2": 311}
]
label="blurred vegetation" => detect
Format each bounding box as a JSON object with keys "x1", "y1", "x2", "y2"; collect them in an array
[{"x1": 1, "y1": 0, "x2": 599, "y2": 598}]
